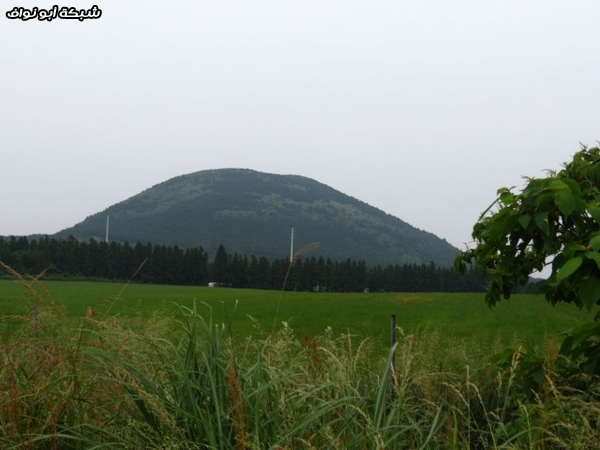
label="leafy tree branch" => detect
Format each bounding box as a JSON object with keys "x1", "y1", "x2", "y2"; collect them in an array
[{"x1": 455, "y1": 145, "x2": 600, "y2": 311}]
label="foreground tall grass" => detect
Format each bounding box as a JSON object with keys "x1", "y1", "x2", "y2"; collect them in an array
[{"x1": 1, "y1": 272, "x2": 599, "y2": 448}]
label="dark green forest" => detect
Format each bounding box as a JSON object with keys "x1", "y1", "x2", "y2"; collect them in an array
[
  {"x1": 0, "y1": 235, "x2": 501, "y2": 293},
  {"x1": 55, "y1": 169, "x2": 458, "y2": 267}
]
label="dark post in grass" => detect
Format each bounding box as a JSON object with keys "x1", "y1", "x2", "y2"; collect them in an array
[
  {"x1": 390, "y1": 314, "x2": 396, "y2": 368},
  {"x1": 390, "y1": 314, "x2": 396, "y2": 401}
]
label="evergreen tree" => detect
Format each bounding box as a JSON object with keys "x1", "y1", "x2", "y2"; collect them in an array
[{"x1": 212, "y1": 244, "x2": 229, "y2": 284}]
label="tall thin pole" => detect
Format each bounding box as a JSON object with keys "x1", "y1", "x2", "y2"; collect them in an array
[
  {"x1": 290, "y1": 228, "x2": 294, "y2": 263},
  {"x1": 105, "y1": 215, "x2": 110, "y2": 243}
]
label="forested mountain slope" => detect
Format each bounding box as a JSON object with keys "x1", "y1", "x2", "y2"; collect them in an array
[{"x1": 55, "y1": 169, "x2": 457, "y2": 266}]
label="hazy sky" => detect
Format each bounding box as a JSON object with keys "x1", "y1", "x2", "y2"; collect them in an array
[{"x1": 2, "y1": 0, "x2": 599, "y2": 253}]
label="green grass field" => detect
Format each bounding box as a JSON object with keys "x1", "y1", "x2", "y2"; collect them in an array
[
  {"x1": 2, "y1": 277, "x2": 600, "y2": 448},
  {"x1": 1, "y1": 278, "x2": 594, "y2": 365}
]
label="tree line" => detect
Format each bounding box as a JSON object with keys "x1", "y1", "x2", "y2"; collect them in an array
[{"x1": 0, "y1": 235, "x2": 493, "y2": 292}]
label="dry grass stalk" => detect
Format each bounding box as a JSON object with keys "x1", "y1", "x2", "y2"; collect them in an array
[{"x1": 228, "y1": 365, "x2": 248, "y2": 450}]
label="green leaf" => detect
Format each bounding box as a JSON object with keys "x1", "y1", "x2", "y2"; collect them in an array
[
  {"x1": 518, "y1": 214, "x2": 532, "y2": 230},
  {"x1": 535, "y1": 192, "x2": 553, "y2": 208},
  {"x1": 584, "y1": 250, "x2": 600, "y2": 270},
  {"x1": 565, "y1": 242, "x2": 587, "y2": 253},
  {"x1": 500, "y1": 191, "x2": 515, "y2": 206},
  {"x1": 555, "y1": 189, "x2": 576, "y2": 218},
  {"x1": 556, "y1": 256, "x2": 583, "y2": 282},
  {"x1": 590, "y1": 234, "x2": 600, "y2": 252},
  {"x1": 578, "y1": 277, "x2": 600, "y2": 311},
  {"x1": 453, "y1": 255, "x2": 468, "y2": 275},
  {"x1": 534, "y1": 212, "x2": 550, "y2": 236}
]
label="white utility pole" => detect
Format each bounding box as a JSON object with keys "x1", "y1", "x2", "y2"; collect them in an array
[{"x1": 290, "y1": 227, "x2": 294, "y2": 262}]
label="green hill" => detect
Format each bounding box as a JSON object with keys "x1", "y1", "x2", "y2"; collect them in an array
[{"x1": 55, "y1": 169, "x2": 457, "y2": 266}]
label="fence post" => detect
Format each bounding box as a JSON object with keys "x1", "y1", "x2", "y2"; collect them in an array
[
  {"x1": 390, "y1": 314, "x2": 396, "y2": 368},
  {"x1": 390, "y1": 314, "x2": 396, "y2": 401}
]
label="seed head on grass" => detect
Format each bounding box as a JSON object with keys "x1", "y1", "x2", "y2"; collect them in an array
[{"x1": 290, "y1": 242, "x2": 320, "y2": 267}]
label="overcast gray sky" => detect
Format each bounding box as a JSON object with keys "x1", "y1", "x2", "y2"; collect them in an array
[{"x1": 2, "y1": 0, "x2": 599, "y2": 253}]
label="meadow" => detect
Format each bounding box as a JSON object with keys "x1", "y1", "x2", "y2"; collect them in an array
[
  {"x1": 1, "y1": 276, "x2": 599, "y2": 449},
  {"x1": 1, "y1": 279, "x2": 593, "y2": 362}
]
